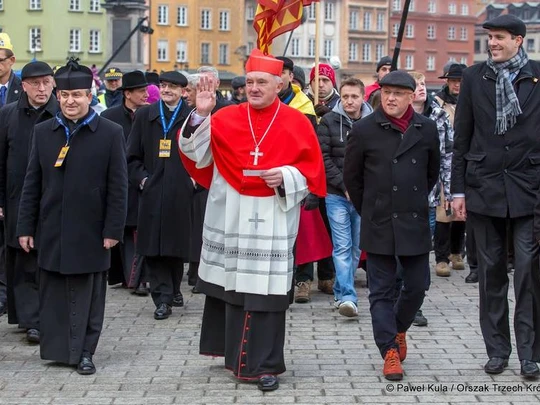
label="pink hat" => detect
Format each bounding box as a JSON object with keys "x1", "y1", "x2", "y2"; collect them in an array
[
  {"x1": 310, "y1": 63, "x2": 336, "y2": 87},
  {"x1": 147, "y1": 84, "x2": 160, "y2": 104}
]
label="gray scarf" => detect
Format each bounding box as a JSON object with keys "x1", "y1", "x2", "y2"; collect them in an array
[{"x1": 486, "y1": 47, "x2": 529, "y2": 135}]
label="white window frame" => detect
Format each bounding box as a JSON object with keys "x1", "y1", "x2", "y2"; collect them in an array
[
  {"x1": 89, "y1": 29, "x2": 101, "y2": 53},
  {"x1": 89, "y1": 0, "x2": 101, "y2": 13},
  {"x1": 69, "y1": 28, "x2": 82, "y2": 52},
  {"x1": 427, "y1": 25, "x2": 436, "y2": 40},
  {"x1": 246, "y1": 5, "x2": 254, "y2": 20},
  {"x1": 362, "y1": 43, "x2": 372, "y2": 62},
  {"x1": 428, "y1": 1, "x2": 436, "y2": 13},
  {"x1": 449, "y1": 3, "x2": 457, "y2": 15},
  {"x1": 157, "y1": 5, "x2": 169, "y2": 25},
  {"x1": 218, "y1": 43, "x2": 229, "y2": 65},
  {"x1": 0, "y1": 0, "x2": 4, "y2": 11},
  {"x1": 375, "y1": 44, "x2": 384, "y2": 62},
  {"x1": 307, "y1": 4, "x2": 316, "y2": 20},
  {"x1": 324, "y1": 39, "x2": 334, "y2": 58},
  {"x1": 29, "y1": 0, "x2": 42, "y2": 10},
  {"x1": 426, "y1": 55, "x2": 435, "y2": 71},
  {"x1": 350, "y1": 11, "x2": 359, "y2": 30},
  {"x1": 29, "y1": 27, "x2": 42, "y2": 51},
  {"x1": 376, "y1": 13, "x2": 384, "y2": 32},
  {"x1": 405, "y1": 24, "x2": 414, "y2": 38},
  {"x1": 69, "y1": 0, "x2": 81, "y2": 12},
  {"x1": 308, "y1": 38, "x2": 315, "y2": 57},
  {"x1": 200, "y1": 42, "x2": 211, "y2": 64},
  {"x1": 324, "y1": 1, "x2": 334, "y2": 21},
  {"x1": 460, "y1": 56, "x2": 468, "y2": 65},
  {"x1": 448, "y1": 26, "x2": 456, "y2": 40},
  {"x1": 219, "y1": 10, "x2": 230, "y2": 31},
  {"x1": 348, "y1": 42, "x2": 358, "y2": 61},
  {"x1": 461, "y1": 4, "x2": 469, "y2": 16},
  {"x1": 176, "y1": 40, "x2": 188, "y2": 62},
  {"x1": 291, "y1": 38, "x2": 300, "y2": 57},
  {"x1": 392, "y1": 0, "x2": 401, "y2": 12},
  {"x1": 157, "y1": 39, "x2": 169, "y2": 62},
  {"x1": 405, "y1": 55, "x2": 414, "y2": 70},
  {"x1": 177, "y1": 6, "x2": 188, "y2": 26},
  {"x1": 392, "y1": 23, "x2": 399, "y2": 37},
  {"x1": 460, "y1": 27, "x2": 468, "y2": 41},
  {"x1": 364, "y1": 12, "x2": 372, "y2": 31},
  {"x1": 201, "y1": 9, "x2": 212, "y2": 30}
]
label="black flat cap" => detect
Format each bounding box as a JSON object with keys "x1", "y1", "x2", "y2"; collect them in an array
[
  {"x1": 120, "y1": 71, "x2": 148, "y2": 90},
  {"x1": 276, "y1": 56, "x2": 294, "y2": 71},
  {"x1": 104, "y1": 67, "x2": 123, "y2": 80},
  {"x1": 145, "y1": 71, "x2": 159, "y2": 85},
  {"x1": 231, "y1": 76, "x2": 246, "y2": 89},
  {"x1": 438, "y1": 63, "x2": 466, "y2": 79},
  {"x1": 159, "y1": 71, "x2": 187, "y2": 87},
  {"x1": 379, "y1": 70, "x2": 416, "y2": 92},
  {"x1": 483, "y1": 14, "x2": 526, "y2": 37},
  {"x1": 54, "y1": 58, "x2": 93, "y2": 90},
  {"x1": 377, "y1": 56, "x2": 392, "y2": 72},
  {"x1": 21, "y1": 61, "x2": 54, "y2": 80}
]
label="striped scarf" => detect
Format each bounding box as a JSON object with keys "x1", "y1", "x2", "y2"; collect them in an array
[{"x1": 486, "y1": 47, "x2": 529, "y2": 135}]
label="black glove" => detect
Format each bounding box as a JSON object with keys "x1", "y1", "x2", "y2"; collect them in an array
[
  {"x1": 314, "y1": 103, "x2": 332, "y2": 117},
  {"x1": 303, "y1": 193, "x2": 319, "y2": 211}
]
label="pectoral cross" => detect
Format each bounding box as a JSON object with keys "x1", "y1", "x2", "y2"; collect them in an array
[
  {"x1": 248, "y1": 212, "x2": 265, "y2": 230},
  {"x1": 250, "y1": 146, "x2": 263, "y2": 166}
]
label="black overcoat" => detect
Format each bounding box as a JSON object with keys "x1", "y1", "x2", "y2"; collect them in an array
[
  {"x1": 101, "y1": 103, "x2": 139, "y2": 227},
  {"x1": 344, "y1": 109, "x2": 440, "y2": 256},
  {"x1": 451, "y1": 61, "x2": 540, "y2": 221},
  {"x1": 127, "y1": 100, "x2": 193, "y2": 258},
  {"x1": 4, "y1": 72, "x2": 22, "y2": 106},
  {"x1": 0, "y1": 93, "x2": 59, "y2": 247},
  {"x1": 17, "y1": 112, "x2": 128, "y2": 274}
]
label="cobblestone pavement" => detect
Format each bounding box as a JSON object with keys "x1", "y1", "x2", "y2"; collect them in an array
[{"x1": 1, "y1": 260, "x2": 540, "y2": 405}]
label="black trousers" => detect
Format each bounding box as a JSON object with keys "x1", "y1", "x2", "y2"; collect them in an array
[
  {"x1": 146, "y1": 256, "x2": 184, "y2": 306},
  {"x1": 465, "y1": 220, "x2": 478, "y2": 273},
  {"x1": 367, "y1": 252, "x2": 429, "y2": 358},
  {"x1": 469, "y1": 212, "x2": 540, "y2": 362},
  {"x1": 0, "y1": 221, "x2": 6, "y2": 305},
  {"x1": 433, "y1": 221, "x2": 466, "y2": 263},
  {"x1": 6, "y1": 247, "x2": 39, "y2": 329}
]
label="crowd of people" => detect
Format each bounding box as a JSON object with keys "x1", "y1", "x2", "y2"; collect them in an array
[{"x1": 0, "y1": 12, "x2": 539, "y2": 392}]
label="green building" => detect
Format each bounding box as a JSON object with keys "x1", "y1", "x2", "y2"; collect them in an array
[{"x1": 0, "y1": 0, "x2": 108, "y2": 69}]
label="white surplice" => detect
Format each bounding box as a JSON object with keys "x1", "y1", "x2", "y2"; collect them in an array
[{"x1": 179, "y1": 115, "x2": 309, "y2": 296}]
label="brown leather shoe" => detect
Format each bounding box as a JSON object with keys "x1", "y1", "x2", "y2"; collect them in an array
[
  {"x1": 435, "y1": 262, "x2": 451, "y2": 277},
  {"x1": 449, "y1": 254, "x2": 465, "y2": 270},
  {"x1": 295, "y1": 281, "x2": 311, "y2": 303},
  {"x1": 317, "y1": 279, "x2": 334, "y2": 295}
]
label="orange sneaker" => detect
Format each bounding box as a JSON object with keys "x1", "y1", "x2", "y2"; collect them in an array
[
  {"x1": 395, "y1": 332, "x2": 407, "y2": 362},
  {"x1": 383, "y1": 348, "x2": 403, "y2": 381}
]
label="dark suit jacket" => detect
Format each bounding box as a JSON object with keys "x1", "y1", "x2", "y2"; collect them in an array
[{"x1": 2, "y1": 72, "x2": 22, "y2": 107}]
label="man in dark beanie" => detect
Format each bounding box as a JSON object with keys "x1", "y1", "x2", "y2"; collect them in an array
[
  {"x1": 292, "y1": 65, "x2": 306, "y2": 91},
  {"x1": 17, "y1": 58, "x2": 127, "y2": 375},
  {"x1": 230, "y1": 76, "x2": 247, "y2": 105},
  {"x1": 452, "y1": 13, "x2": 540, "y2": 378},
  {"x1": 0, "y1": 61, "x2": 58, "y2": 342},
  {"x1": 344, "y1": 70, "x2": 440, "y2": 381},
  {"x1": 364, "y1": 55, "x2": 392, "y2": 109}
]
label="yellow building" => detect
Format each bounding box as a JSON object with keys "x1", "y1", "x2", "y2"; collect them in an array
[{"x1": 148, "y1": 0, "x2": 246, "y2": 78}]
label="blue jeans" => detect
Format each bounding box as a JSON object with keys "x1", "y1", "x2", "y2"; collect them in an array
[{"x1": 325, "y1": 194, "x2": 361, "y2": 304}]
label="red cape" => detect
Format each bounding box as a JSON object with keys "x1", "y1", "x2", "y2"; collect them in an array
[
  {"x1": 364, "y1": 82, "x2": 380, "y2": 102},
  {"x1": 179, "y1": 98, "x2": 326, "y2": 197}
]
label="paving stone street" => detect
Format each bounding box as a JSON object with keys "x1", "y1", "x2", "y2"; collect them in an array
[{"x1": 1, "y1": 260, "x2": 540, "y2": 405}]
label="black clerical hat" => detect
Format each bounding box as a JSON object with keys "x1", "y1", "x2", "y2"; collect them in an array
[
  {"x1": 483, "y1": 14, "x2": 526, "y2": 37},
  {"x1": 21, "y1": 61, "x2": 54, "y2": 80},
  {"x1": 120, "y1": 71, "x2": 148, "y2": 90},
  {"x1": 379, "y1": 70, "x2": 416, "y2": 92},
  {"x1": 54, "y1": 58, "x2": 93, "y2": 90},
  {"x1": 145, "y1": 72, "x2": 159, "y2": 85},
  {"x1": 159, "y1": 71, "x2": 187, "y2": 87}
]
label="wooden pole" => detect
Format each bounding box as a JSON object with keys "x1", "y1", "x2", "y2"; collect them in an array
[{"x1": 314, "y1": 1, "x2": 321, "y2": 105}]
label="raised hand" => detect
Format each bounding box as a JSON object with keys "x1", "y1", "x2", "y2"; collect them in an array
[{"x1": 195, "y1": 75, "x2": 217, "y2": 117}]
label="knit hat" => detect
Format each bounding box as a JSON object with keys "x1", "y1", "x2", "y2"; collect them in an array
[
  {"x1": 292, "y1": 66, "x2": 306, "y2": 89},
  {"x1": 376, "y1": 56, "x2": 392, "y2": 72},
  {"x1": 309, "y1": 63, "x2": 336, "y2": 87}
]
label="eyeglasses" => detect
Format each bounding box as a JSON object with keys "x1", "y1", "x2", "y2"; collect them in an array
[
  {"x1": 0, "y1": 56, "x2": 13, "y2": 63},
  {"x1": 24, "y1": 79, "x2": 53, "y2": 88},
  {"x1": 381, "y1": 89, "x2": 414, "y2": 98},
  {"x1": 159, "y1": 82, "x2": 180, "y2": 90}
]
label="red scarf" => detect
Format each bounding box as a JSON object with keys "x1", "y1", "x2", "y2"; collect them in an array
[{"x1": 383, "y1": 105, "x2": 414, "y2": 133}]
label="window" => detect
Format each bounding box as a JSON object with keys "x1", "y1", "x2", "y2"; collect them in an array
[
  {"x1": 218, "y1": 43, "x2": 229, "y2": 65},
  {"x1": 392, "y1": 23, "x2": 399, "y2": 37},
  {"x1": 428, "y1": 1, "x2": 436, "y2": 13},
  {"x1": 427, "y1": 25, "x2": 436, "y2": 39},
  {"x1": 0, "y1": 0, "x2": 3, "y2": 11},
  {"x1": 246, "y1": 5, "x2": 254, "y2": 20},
  {"x1": 307, "y1": 4, "x2": 316, "y2": 20},
  {"x1": 405, "y1": 55, "x2": 414, "y2": 70},
  {"x1": 201, "y1": 43, "x2": 211, "y2": 64},
  {"x1": 324, "y1": 39, "x2": 333, "y2": 58},
  {"x1": 461, "y1": 4, "x2": 469, "y2": 16},
  {"x1": 29, "y1": 0, "x2": 41, "y2": 10},
  {"x1": 426, "y1": 55, "x2": 435, "y2": 71},
  {"x1": 409, "y1": 0, "x2": 415, "y2": 11},
  {"x1": 448, "y1": 26, "x2": 456, "y2": 40},
  {"x1": 349, "y1": 11, "x2": 359, "y2": 30},
  {"x1": 69, "y1": 0, "x2": 81, "y2": 11},
  {"x1": 291, "y1": 38, "x2": 300, "y2": 56},
  {"x1": 392, "y1": 0, "x2": 401, "y2": 12},
  {"x1": 69, "y1": 29, "x2": 81, "y2": 52},
  {"x1": 449, "y1": 3, "x2": 456, "y2": 15},
  {"x1": 29, "y1": 27, "x2": 42, "y2": 51},
  {"x1": 219, "y1": 11, "x2": 230, "y2": 31},
  {"x1": 527, "y1": 38, "x2": 535, "y2": 52},
  {"x1": 405, "y1": 24, "x2": 414, "y2": 38},
  {"x1": 89, "y1": 0, "x2": 100, "y2": 12},
  {"x1": 247, "y1": 42, "x2": 254, "y2": 54},
  {"x1": 364, "y1": 12, "x2": 372, "y2": 31},
  {"x1": 201, "y1": 9, "x2": 211, "y2": 30},
  {"x1": 460, "y1": 27, "x2": 468, "y2": 41},
  {"x1": 324, "y1": 1, "x2": 334, "y2": 21},
  {"x1": 349, "y1": 42, "x2": 358, "y2": 61},
  {"x1": 376, "y1": 13, "x2": 385, "y2": 32},
  {"x1": 375, "y1": 44, "x2": 384, "y2": 61},
  {"x1": 362, "y1": 43, "x2": 372, "y2": 61},
  {"x1": 460, "y1": 57, "x2": 467, "y2": 65},
  {"x1": 308, "y1": 38, "x2": 315, "y2": 57},
  {"x1": 157, "y1": 5, "x2": 169, "y2": 25},
  {"x1": 176, "y1": 40, "x2": 187, "y2": 62},
  {"x1": 474, "y1": 40, "x2": 481, "y2": 53},
  {"x1": 177, "y1": 6, "x2": 188, "y2": 26},
  {"x1": 89, "y1": 29, "x2": 100, "y2": 53},
  {"x1": 157, "y1": 39, "x2": 168, "y2": 61}
]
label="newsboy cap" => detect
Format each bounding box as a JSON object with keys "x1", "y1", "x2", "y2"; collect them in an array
[
  {"x1": 379, "y1": 70, "x2": 416, "y2": 92},
  {"x1": 159, "y1": 71, "x2": 188, "y2": 87},
  {"x1": 231, "y1": 76, "x2": 246, "y2": 90},
  {"x1": 21, "y1": 61, "x2": 54, "y2": 80},
  {"x1": 483, "y1": 14, "x2": 526, "y2": 37},
  {"x1": 376, "y1": 56, "x2": 392, "y2": 72}
]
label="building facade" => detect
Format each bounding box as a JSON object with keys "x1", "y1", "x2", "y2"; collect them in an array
[{"x1": 0, "y1": 0, "x2": 108, "y2": 70}]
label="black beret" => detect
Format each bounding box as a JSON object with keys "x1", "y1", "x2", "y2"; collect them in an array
[
  {"x1": 483, "y1": 14, "x2": 526, "y2": 37},
  {"x1": 379, "y1": 70, "x2": 416, "y2": 92},
  {"x1": 276, "y1": 56, "x2": 294, "y2": 71},
  {"x1": 376, "y1": 56, "x2": 392, "y2": 72},
  {"x1": 21, "y1": 61, "x2": 54, "y2": 80},
  {"x1": 231, "y1": 76, "x2": 246, "y2": 89},
  {"x1": 54, "y1": 58, "x2": 93, "y2": 90},
  {"x1": 159, "y1": 71, "x2": 187, "y2": 87}
]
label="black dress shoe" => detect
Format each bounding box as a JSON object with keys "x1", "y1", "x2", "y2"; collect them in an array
[
  {"x1": 0, "y1": 302, "x2": 6, "y2": 317},
  {"x1": 465, "y1": 272, "x2": 478, "y2": 283},
  {"x1": 26, "y1": 329, "x2": 40, "y2": 343},
  {"x1": 172, "y1": 292, "x2": 184, "y2": 307},
  {"x1": 191, "y1": 286, "x2": 201, "y2": 294},
  {"x1": 412, "y1": 310, "x2": 428, "y2": 327},
  {"x1": 257, "y1": 374, "x2": 279, "y2": 391},
  {"x1": 154, "y1": 303, "x2": 172, "y2": 320},
  {"x1": 521, "y1": 360, "x2": 540, "y2": 378},
  {"x1": 133, "y1": 283, "x2": 149, "y2": 296},
  {"x1": 484, "y1": 357, "x2": 508, "y2": 374},
  {"x1": 77, "y1": 356, "x2": 96, "y2": 375}
]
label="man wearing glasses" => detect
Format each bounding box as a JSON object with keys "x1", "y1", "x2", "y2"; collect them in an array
[{"x1": 0, "y1": 61, "x2": 58, "y2": 342}]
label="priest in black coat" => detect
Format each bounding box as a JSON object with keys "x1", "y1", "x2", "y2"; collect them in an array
[
  {"x1": 126, "y1": 71, "x2": 193, "y2": 320},
  {"x1": 17, "y1": 59, "x2": 128, "y2": 375},
  {"x1": 0, "y1": 61, "x2": 58, "y2": 342}
]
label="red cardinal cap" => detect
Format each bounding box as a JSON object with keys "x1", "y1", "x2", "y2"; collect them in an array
[{"x1": 245, "y1": 49, "x2": 284, "y2": 76}]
